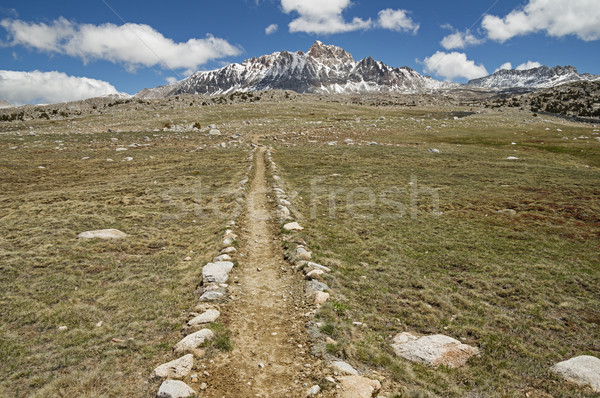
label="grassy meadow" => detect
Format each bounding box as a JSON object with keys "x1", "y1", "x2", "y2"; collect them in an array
[
  {"x1": 0, "y1": 96, "x2": 598, "y2": 397},
  {"x1": 0, "y1": 118, "x2": 250, "y2": 397},
  {"x1": 271, "y1": 106, "x2": 599, "y2": 397}
]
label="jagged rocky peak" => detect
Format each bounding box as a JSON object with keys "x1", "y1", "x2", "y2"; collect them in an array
[
  {"x1": 307, "y1": 40, "x2": 354, "y2": 65},
  {"x1": 551, "y1": 65, "x2": 578, "y2": 74},
  {"x1": 135, "y1": 41, "x2": 451, "y2": 98},
  {"x1": 357, "y1": 56, "x2": 380, "y2": 69}
]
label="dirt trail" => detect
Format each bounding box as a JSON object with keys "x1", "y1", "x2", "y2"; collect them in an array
[{"x1": 203, "y1": 146, "x2": 324, "y2": 397}]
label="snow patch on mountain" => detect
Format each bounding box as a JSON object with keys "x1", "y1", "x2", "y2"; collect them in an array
[
  {"x1": 468, "y1": 65, "x2": 600, "y2": 90},
  {"x1": 136, "y1": 41, "x2": 453, "y2": 98}
]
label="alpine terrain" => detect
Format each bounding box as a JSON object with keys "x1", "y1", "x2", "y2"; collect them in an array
[
  {"x1": 468, "y1": 65, "x2": 600, "y2": 90},
  {"x1": 135, "y1": 41, "x2": 451, "y2": 98}
]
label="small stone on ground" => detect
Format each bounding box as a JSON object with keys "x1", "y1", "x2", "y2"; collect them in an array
[
  {"x1": 307, "y1": 384, "x2": 321, "y2": 395},
  {"x1": 199, "y1": 291, "x2": 224, "y2": 302},
  {"x1": 496, "y1": 209, "x2": 517, "y2": 216},
  {"x1": 391, "y1": 333, "x2": 479, "y2": 368},
  {"x1": 306, "y1": 280, "x2": 329, "y2": 295},
  {"x1": 338, "y1": 375, "x2": 381, "y2": 398},
  {"x1": 156, "y1": 380, "x2": 196, "y2": 398},
  {"x1": 152, "y1": 354, "x2": 194, "y2": 379},
  {"x1": 331, "y1": 360, "x2": 359, "y2": 375},
  {"x1": 314, "y1": 291, "x2": 330, "y2": 305},
  {"x1": 306, "y1": 262, "x2": 331, "y2": 272},
  {"x1": 77, "y1": 229, "x2": 128, "y2": 239},
  {"x1": 202, "y1": 261, "x2": 234, "y2": 284},
  {"x1": 188, "y1": 309, "x2": 220, "y2": 326},
  {"x1": 174, "y1": 329, "x2": 215, "y2": 353},
  {"x1": 213, "y1": 254, "x2": 232, "y2": 262},
  {"x1": 306, "y1": 269, "x2": 325, "y2": 279},
  {"x1": 283, "y1": 222, "x2": 304, "y2": 231},
  {"x1": 296, "y1": 247, "x2": 312, "y2": 261},
  {"x1": 551, "y1": 355, "x2": 600, "y2": 392}
]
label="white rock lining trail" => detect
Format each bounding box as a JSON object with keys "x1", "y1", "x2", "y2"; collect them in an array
[
  {"x1": 152, "y1": 148, "x2": 254, "y2": 397},
  {"x1": 197, "y1": 145, "x2": 333, "y2": 397},
  {"x1": 266, "y1": 148, "x2": 383, "y2": 397},
  {"x1": 153, "y1": 146, "x2": 335, "y2": 398}
]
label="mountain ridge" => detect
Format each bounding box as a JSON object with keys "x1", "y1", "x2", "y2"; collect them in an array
[
  {"x1": 468, "y1": 65, "x2": 600, "y2": 90},
  {"x1": 136, "y1": 41, "x2": 452, "y2": 98},
  {"x1": 135, "y1": 41, "x2": 600, "y2": 98},
  {"x1": 0, "y1": 99, "x2": 13, "y2": 109}
]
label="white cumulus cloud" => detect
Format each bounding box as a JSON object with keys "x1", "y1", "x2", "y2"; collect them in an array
[
  {"x1": 482, "y1": 0, "x2": 600, "y2": 42},
  {"x1": 441, "y1": 30, "x2": 484, "y2": 50},
  {"x1": 377, "y1": 9, "x2": 419, "y2": 34},
  {"x1": 265, "y1": 23, "x2": 278, "y2": 35},
  {"x1": 0, "y1": 70, "x2": 122, "y2": 105},
  {"x1": 494, "y1": 61, "x2": 542, "y2": 72},
  {"x1": 165, "y1": 76, "x2": 178, "y2": 84},
  {"x1": 516, "y1": 61, "x2": 542, "y2": 70},
  {"x1": 0, "y1": 18, "x2": 241, "y2": 73},
  {"x1": 279, "y1": 1, "x2": 420, "y2": 35},
  {"x1": 281, "y1": 0, "x2": 371, "y2": 34},
  {"x1": 495, "y1": 62, "x2": 513, "y2": 72},
  {"x1": 423, "y1": 51, "x2": 488, "y2": 81}
]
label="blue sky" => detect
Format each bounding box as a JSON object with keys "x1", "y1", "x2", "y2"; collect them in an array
[{"x1": 1, "y1": 0, "x2": 599, "y2": 104}]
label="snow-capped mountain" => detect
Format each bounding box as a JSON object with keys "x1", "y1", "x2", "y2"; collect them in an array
[
  {"x1": 468, "y1": 65, "x2": 600, "y2": 90},
  {"x1": 0, "y1": 99, "x2": 12, "y2": 109},
  {"x1": 103, "y1": 93, "x2": 132, "y2": 100},
  {"x1": 136, "y1": 41, "x2": 451, "y2": 98}
]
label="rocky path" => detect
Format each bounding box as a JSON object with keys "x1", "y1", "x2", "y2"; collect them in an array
[{"x1": 203, "y1": 146, "x2": 325, "y2": 397}]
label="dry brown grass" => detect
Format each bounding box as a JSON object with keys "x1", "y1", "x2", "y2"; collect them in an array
[
  {"x1": 270, "y1": 106, "x2": 599, "y2": 397},
  {"x1": 1, "y1": 96, "x2": 598, "y2": 397},
  {"x1": 0, "y1": 120, "x2": 250, "y2": 397}
]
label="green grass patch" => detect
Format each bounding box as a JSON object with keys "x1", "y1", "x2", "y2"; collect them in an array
[
  {"x1": 272, "y1": 113, "x2": 599, "y2": 397},
  {"x1": 204, "y1": 322, "x2": 234, "y2": 354}
]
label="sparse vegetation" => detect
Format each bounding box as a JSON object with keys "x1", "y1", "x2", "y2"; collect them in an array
[
  {"x1": 1, "y1": 92, "x2": 598, "y2": 396},
  {"x1": 272, "y1": 111, "x2": 599, "y2": 396},
  {"x1": 0, "y1": 125, "x2": 249, "y2": 396},
  {"x1": 204, "y1": 323, "x2": 234, "y2": 353}
]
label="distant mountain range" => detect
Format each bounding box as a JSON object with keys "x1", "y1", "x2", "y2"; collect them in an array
[
  {"x1": 0, "y1": 99, "x2": 12, "y2": 109},
  {"x1": 467, "y1": 65, "x2": 600, "y2": 90},
  {"x1": 136, "y1": 41, "x2": 451, "y2": 98},
  {"x1": 136, "y1": 43, "x2": 600, "y2": 98}
]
